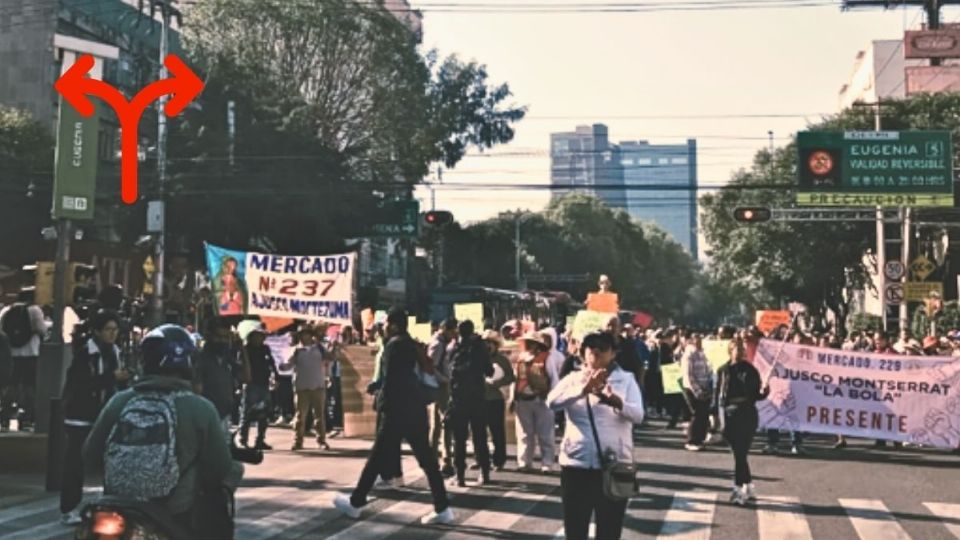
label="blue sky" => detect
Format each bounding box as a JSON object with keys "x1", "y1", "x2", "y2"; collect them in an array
[{"x1": 413, "y1": 1, "x2": 953, "y2": 224}]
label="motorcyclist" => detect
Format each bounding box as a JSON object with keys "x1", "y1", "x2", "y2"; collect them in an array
[{"x1": 82, "y1": 324, "x2": 243, "y2": 538}]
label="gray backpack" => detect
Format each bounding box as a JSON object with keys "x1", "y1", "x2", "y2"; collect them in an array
[{"x1": 104, "y1": 391, "x2": 186, "y2": 500}]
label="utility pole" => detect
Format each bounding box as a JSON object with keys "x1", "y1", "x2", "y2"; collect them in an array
[{"x1": 147, "y1": 0, "x2": 180, "y2": 327}]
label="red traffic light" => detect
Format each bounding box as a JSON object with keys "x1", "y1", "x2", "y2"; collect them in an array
[
  {"x1": 424, "y1": 210, "x2": 453, "y2": 226},
  {"x1": 733, "y1": 207, "x2": 771, "y2": 223}
]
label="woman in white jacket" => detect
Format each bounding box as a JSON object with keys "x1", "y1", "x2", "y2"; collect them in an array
[{"x1": 546, "y1": 331, "x2": 645, "y2": 540}]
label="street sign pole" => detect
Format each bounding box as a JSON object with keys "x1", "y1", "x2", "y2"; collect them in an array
[
  {"x1": 877, "y1": 206, "x2": 887, "y2": 332},
  {"x1": 900, "y1": 207, "x2": 912, "y2": 332}
]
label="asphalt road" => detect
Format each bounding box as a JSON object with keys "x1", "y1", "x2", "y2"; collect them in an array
[{"x1": 1, "y1": 416, "x2": 958, "y2": 539}]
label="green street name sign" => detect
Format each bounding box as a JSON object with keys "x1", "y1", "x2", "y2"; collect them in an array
[
  {"x1": 367, "y1": 200, "x2": 420, "y2": 238},
  {"x1": 796, "y1": 130, "x2": 953, "y2": 207},
  {"x1": 53, "y1": 99, "x2": 99, "y2": 220}
]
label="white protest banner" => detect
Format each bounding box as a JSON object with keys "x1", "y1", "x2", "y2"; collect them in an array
[
  {"x1": 246, "y1": 251, "x2": 355, "y2": 325},
  {"x1": 754, "y1": 339, "x2": 960, "y2": 449},
  {"x1": 206, "y1": 243, "x2": 356, "y2": 324}
]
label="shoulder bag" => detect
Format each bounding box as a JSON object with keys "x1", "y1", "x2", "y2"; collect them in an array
[{"x1": 585, "y1": 396, "x2": 639, "y2": 501}]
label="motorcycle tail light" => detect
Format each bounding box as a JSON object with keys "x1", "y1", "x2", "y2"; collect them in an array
[{"x1": 92, "y1": 511, "x2": 126, "y2": 538}]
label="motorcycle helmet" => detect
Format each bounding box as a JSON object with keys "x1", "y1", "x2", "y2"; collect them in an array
[{"x1": 141, "y1": 324, "x2": 197, "y2": 379}]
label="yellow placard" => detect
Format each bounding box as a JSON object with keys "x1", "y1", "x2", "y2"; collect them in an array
[
  {"x1": 572, "y1": 310, "x2": 613, "y2": 340},
  {"x1": 904, "y1": 282, "x2": 944, "y2": 302},
  {"x1": 703, "y1": 339, "x2": 731, "y2": 371},
  {"x1": 410, "y1": 323, "x2": 433, "y2": 343},
  {"x1": 454, "y1": 303, "x2": 484, "y2": 324}
]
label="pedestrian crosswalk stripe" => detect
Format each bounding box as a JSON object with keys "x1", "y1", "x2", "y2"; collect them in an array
[
  {"x1": 923, "y1": 502, "x2": 960, "y2": 539},
  {"x1": 657, "y1": 491, "x2": 717, "y2": 540},
  {"x1": 756, "y1": 496, "x2": 813, "y2": 540},
  {"x1": 444, "y1": 488, "x2": 558, "y2": 539},
  {"x1": 327, "y1": 498, "x2": 437, "y2": 540},
  {"x1": 3, "y1": 520, "x2": 67, "y2": 540},
  {"x1": 238, "y1": 488, "x2": 343, "y2": 540},
  {"x1": 839, "y1": 499, "x2": 911, "y2": 540}
]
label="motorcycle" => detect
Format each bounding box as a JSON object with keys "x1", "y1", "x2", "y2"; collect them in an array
[{"x1": 74, "y1": 432, "x2": 263, "y2": 540}]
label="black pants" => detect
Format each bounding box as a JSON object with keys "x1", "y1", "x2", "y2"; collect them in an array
[
  {"x1": 11, "y1": 357, "x2": 37, "y2": 425},
  {"x1": 351, "y1": 408, "x2": 448, "y2": 513},
  {"x1": 683, "y1": 389, "x2": 710, "y2": 445},
  {"x1": 724, "y1": 406, "x2": 758, "y2": 486},
  {"x1": 485, "y1": 399, "x2": 507, "y2": 468},
  {"x1": 450, "y1": 403, "x2": 490, "y2": 480},
  {"x1": 61, "y1": 424, "x2": 92, "y2": 513},
  {"x1": 644, "y1": 371, "x2": 664, "y2": 414},
  {"x1": 374, "y1": 408, "x2": 403, "y2": 480},
  {"x1": 560, "y1": 467, "x2": 628, "y2": 540},
  {"x1": 276, "y1": 376, "x2": 295, "y2": 420},
  {"x1": 665, "y1": 393, "x2": 686, "y2": 426},
  {"x1": 327, "y1": 377, "x2": 343, "y2": 430}
]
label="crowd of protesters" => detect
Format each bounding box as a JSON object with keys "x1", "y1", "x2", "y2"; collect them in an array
[{"x1": 5, "y1": 283, "x2": 960, "y2": 536}]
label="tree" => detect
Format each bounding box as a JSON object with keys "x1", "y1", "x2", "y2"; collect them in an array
[
  {"x1": 0, "y1": 105, "x2": 54, "y2": 268},
  {"x1": 433, "y1": 194, "x2": 700, "y2": 321},
  {"x1": 170, "y1": 0, "x2": 525, "y2": 255}
]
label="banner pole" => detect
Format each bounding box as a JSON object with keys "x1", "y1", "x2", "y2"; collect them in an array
[{"x1": 761, "y1": 310, "x2": 801, "y2": 384}]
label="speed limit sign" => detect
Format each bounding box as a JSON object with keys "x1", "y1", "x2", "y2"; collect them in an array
[
  {"x1": 884, "y1": 260, "x2": 906, "y2": 282},
  {"x1": 885, "y1": 283, "x2": 904, "y2": 305}
]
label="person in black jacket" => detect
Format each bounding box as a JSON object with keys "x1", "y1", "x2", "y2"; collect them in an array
[
  {"x1": 334, "y1": 308, "x2": 454, "y2": 525},
  {"x1": 447, "y1": 320, "x2": 494, "y2": 487},
  {"x1": 241, "y1": 327, "x2": 279, "y2": 450},
  {"x1": 715, "y1": 335, "x2": 769, "y2": 506},
  {"x1": 60, "y1": 310, "x2": 130, "y2": 525}
]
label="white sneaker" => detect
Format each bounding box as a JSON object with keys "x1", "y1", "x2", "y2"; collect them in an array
[
  {"x1": 61, "y1": 511, "x2": 82, "y2": 526},
  {"x1": 420, "y1": 507, "x2": 455, "y2": 525},
  {"x1": 704, "y1": 433, "x2": 715, "y2": 444},
  {"x1": 684, "y1": 444, "x2": 703, "y2": 452},
  {"x1": 389, "y1": 477, "x2": 405, "y2": 489},
  {"x1": 540, "y1": 464, "x2": 556, "y2": 473},
  {"x1": 729, "y1": 486, "x2": 746, "y2": 506},
  {"x1": 333, "y1": 493, "x2": 361, "y2": 519},
  {"x1": 744, "y1": 483, "x2": 757, "y2": 501},
  {"x1": 475, "y1": 475, "x2": 486, "y2": 487}
]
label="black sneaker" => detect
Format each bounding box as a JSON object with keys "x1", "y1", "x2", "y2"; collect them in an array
[
  {"x1": 441, "y1": 465, "x2": 456, "y2": 478},
  {"x1": 255, "y1": 441, "x2": 273, "y2": 451}
]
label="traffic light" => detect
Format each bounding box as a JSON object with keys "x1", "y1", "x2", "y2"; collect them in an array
[
  {"x1": 424, "y1": 210, "x2": 453, "y2": 226},
  {"x1": 733, "y1": 207, "x2": 772, "y2": 223}
]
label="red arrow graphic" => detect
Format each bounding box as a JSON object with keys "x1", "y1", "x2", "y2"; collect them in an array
[{"x1": 54, "y1": 53, "x2": 203, "y2": 204}]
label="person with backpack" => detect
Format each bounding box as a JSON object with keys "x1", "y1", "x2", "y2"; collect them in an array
[
  {"x1": 59, "y1": 310, "x2": 130, "y2": 525},
  {"x1": 511, "y1": 332, "x2": 556, "y2": 472},
  {"x1": 446, "y1": 320, "x2": 494, "y2": 487},
  {"x1": 83, "y1": 324, "x2": 243, "y2": 537},
  {"x1": 0, "y1": 290, "x2": 47, "y2": 431},
  {"x1": 0, "y1": 326, "x2": 13, "y2": 432},
  {"x1": 333, "y1": 308, "x2": 454, "y2": 525}
]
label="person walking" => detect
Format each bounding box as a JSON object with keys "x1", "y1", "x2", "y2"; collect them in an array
[
  {"x1": 240, "y1": 327, "x2": 278, "y2": 450},
  {"x1": 428, "y1": 318, "x2": 458, "y2": 476},
  {"x1": 447, "y1": 320, "x2": 494, "y2": 487},
  {"x1": 195, "y1": 319, "x2": 251, "y2": 441},
  {"x1": 282, "y1": 327, "x2": 332, "y2": 451},
  {"x1": 681, "y1": 334, "x2": 712, "y2": 451},
  {"x1": 547, "y1": 331, "x2": 645, "y2": 540},
  {"x1": 0, "y1": 290, "x2": 47, "y2": 431},
  {"x1": 59, "y1": 310, "x2": 129, "y2": 525},
  {"x1": 333, "y1": 309, "x2": 454, "y2": 525},
  {"x1": 511, "y1": 332, "x2": 556, "y2": 472},
  {"x1": 716, "y1": 336, "x2": 769, "y2": 505},
  {"x1": 482, "y1": 330, "x2": 515, "y2": 472}
]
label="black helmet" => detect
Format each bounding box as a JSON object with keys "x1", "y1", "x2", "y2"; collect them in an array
[{"x1": 141, "y1": 324, "x2": 198, "y2": 379}]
